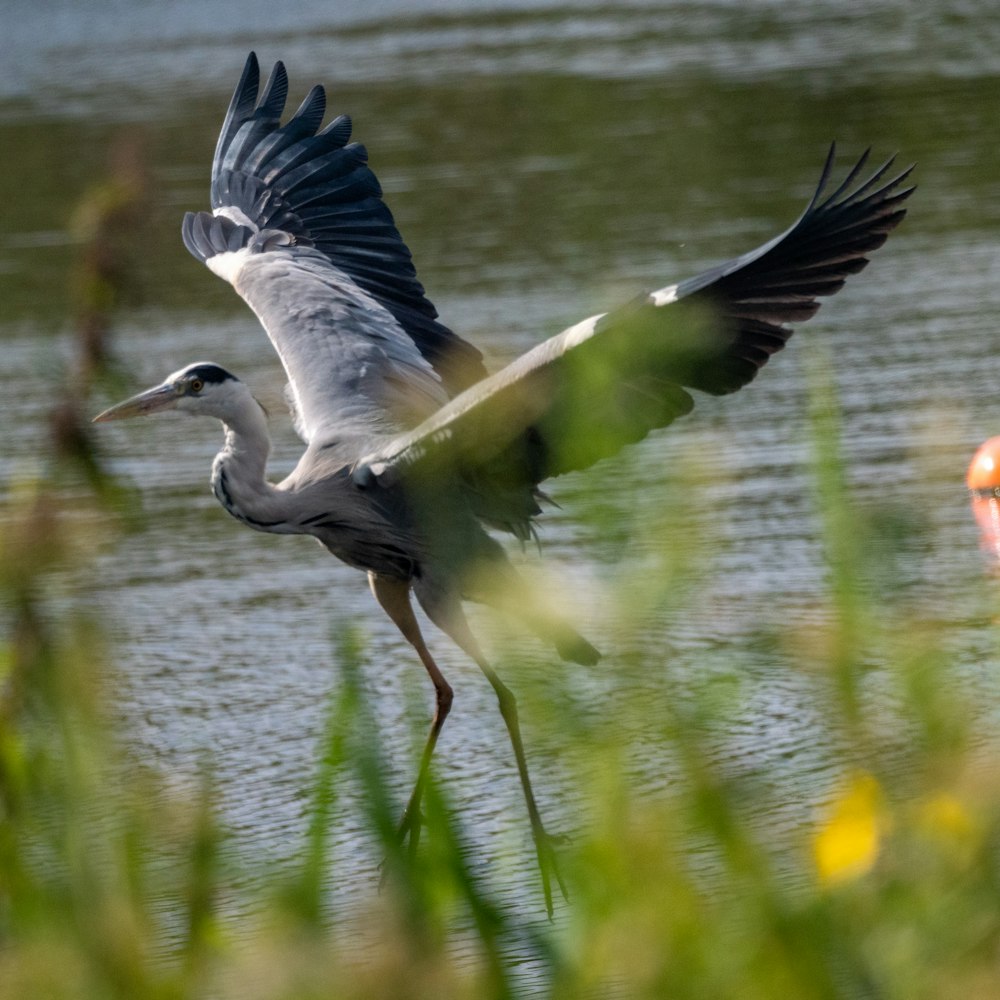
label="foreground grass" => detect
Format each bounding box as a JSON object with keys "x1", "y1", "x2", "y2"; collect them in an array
[{"x1": 3, "y1": 361, "x2": 1000, "y2": 1000}]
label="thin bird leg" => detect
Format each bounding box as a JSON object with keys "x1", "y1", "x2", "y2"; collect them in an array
[
  {"x1": 437, "y1": 610, "x2": 568, "y2": 919},
  {"x1": 369, "y1": 573, "x2": 453, "y2": 853},
  {"x1": 480, "y1": 660, "x2": 568, "y2": 918}
]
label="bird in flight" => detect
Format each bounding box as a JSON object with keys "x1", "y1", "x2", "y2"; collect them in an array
[{"x1": 94, "y1": 52, "x2": 914, "y2": 915}]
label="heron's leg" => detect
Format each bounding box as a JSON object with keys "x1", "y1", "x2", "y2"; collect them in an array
[
  {"x1": 424, "y1": 601, "x2": 568, "y2": 918},
  {"x1": 481, "y1": 659, "x2": 568, "y2": 917},
  {"x1": 369, "y1": 573, "x2": 453, "y2": 852}
]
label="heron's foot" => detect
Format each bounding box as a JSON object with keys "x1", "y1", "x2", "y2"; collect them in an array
[
  {"x1": 532, "y1": 824, "x2": 570, "y2": 920},
  {"x1": 396, "y1": 802, "x2": 425, "y2": 849},
  {"x1": 378, "y1": 804, "x2": 425, "y2": 891}
]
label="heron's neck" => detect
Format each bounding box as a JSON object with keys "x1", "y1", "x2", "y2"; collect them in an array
[{"x1": 210, "y1": 398, "x2": 289, "y2": 533}]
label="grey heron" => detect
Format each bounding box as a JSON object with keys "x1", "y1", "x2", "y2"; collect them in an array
[{"x1": 94, "y1": 52, "x2": 914, "y2": 915}]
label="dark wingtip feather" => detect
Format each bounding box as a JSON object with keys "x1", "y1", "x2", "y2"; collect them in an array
[
  {"x1": 320, "y1": 113, "x2": 354, "y2": 147},
  {"x1": 257, "y1": 60, "x2": 289, "y2": 121},
  {"x1": 236, "y1": 51, "x2": 260, "y2": 111},
  {"x1": 835, "y1": 152, "x2": 899, "y2": 209},
  {"x1": 214, "y1": 53, "x2": 260, "y2": 172},
  {"x1": 806, "y1": 141, "x2": 840, "y2": 211},
  {"x1": 815, "y1": 145, "x2": 871, "y2": 212},
  {"x1": 288, "y1": 84, "x2": 327, "y2": 135}
]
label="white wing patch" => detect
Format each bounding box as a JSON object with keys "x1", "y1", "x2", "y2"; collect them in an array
[
  {"x1": 560, "y1": 313, "x2": 605, "y2": 349},
  {"x1": 214, "y1": 205, "x2": 259, "y2": 231},
  {"x1": 206, "y1": 246, "x2": 252, "y2": 285},
  {"x1": 650, "y1": 283, "x2": 679, "y2": 307}
]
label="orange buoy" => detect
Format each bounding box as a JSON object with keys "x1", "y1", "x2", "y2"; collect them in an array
[
  {"x1": 967, "y1": 437, "x2": 1000, "y2": 490},
  {"x1": 968, "y1": 438, "x2": 1000, "y2": 562}
]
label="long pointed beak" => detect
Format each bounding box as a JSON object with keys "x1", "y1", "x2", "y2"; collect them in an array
[{"x1": 92, "y1": 382, "x2": 179, "y2": 423}]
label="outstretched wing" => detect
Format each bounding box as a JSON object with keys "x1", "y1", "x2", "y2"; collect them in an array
[
  {"x1": 181, "y1": 52, "x2": 486, "y2": 443},
  {"x1": 357, "y1": 146, "x2": 914, "y2": 493}
]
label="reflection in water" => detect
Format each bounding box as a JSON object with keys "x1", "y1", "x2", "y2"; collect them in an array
[{"x1": 2, "y1": 0, "x2": 1000, "y2": 967}]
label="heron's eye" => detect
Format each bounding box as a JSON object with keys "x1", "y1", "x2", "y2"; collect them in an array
[{"x1": 190, "y1": 378, "x2": 205, "y2": 394}]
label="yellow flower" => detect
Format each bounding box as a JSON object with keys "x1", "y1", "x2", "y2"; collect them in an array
[{"x1": 813, "y1": 772, "x2": 884, "y2": 885}]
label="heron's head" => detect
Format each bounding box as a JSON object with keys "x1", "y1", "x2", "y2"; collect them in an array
[{"x1": 93, "y1": 362, "x2": 252, "y2": 424}]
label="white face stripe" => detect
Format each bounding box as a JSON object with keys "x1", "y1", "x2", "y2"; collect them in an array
[
  {"x1": 650, "y1": 283, "x2": 678, "y2": 307},
  {"x1": 206, "y1": 247, "x2": 251, "y2": 285}
]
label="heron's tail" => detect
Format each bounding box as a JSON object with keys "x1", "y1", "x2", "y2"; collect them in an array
[
  {"x1": 467, "y1": 555, "x2": 602, "y2": 665},
  {"x1": 548, "y1": 624, "x2": 601, "y2": 665},
  {"x1": 415, "y1": 546, "x2": 602, "y2": 666}
]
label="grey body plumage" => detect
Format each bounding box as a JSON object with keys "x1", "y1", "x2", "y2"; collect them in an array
[{"x1": 94, "y1": 52, "x2": 914, "y2": 916}]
